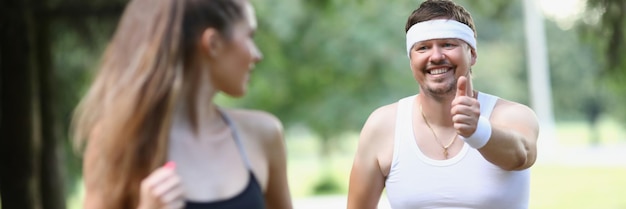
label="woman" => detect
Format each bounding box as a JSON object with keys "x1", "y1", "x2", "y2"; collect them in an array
[{"x1": 72, "y1": 0, "x2": 293, "y2": 208}]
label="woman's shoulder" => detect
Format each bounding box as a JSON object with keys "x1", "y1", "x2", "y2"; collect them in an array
[
  {"x1": 222, "y1": 108, "x2": 284, "y2": 141},
  {"x1": 223, "y1": 108, "x2": 281, "y2": 125}
]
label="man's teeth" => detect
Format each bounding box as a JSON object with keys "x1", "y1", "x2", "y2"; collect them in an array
[{"x1": 430, "y1": 68, "x2": 448, "y2": 75}]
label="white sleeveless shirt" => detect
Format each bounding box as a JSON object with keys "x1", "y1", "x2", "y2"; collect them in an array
[{"x1": 385, "y1": 92, "x2": 530, "y2": 209}]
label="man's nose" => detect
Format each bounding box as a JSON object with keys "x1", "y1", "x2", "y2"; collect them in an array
[{"x1": 429, "y1": 46, "x2": 446, "y2": 64}]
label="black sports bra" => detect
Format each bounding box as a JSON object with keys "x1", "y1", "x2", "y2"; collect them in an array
[
  {"x1": 185, "y1": 172, "x2": 264, "y2": 209},
  {"x1": 184, "y1": 109, "x2": 265, "y2": 209}
]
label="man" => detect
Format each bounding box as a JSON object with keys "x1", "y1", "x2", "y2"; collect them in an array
[{"x1": 347, "y1": 0, "x2": 539, "y2": 208}]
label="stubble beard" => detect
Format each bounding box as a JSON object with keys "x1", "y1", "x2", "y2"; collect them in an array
[{"x1": 421, "y1": 77, "x2": 456, "y2": 101}]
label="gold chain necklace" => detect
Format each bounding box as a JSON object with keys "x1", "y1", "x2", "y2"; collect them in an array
[{"x1": 419, "y1": 104, "x2": 457, "y2": 159}]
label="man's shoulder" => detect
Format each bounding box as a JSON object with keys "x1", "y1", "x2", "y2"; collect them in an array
[
  {"x1": 492, "y1": 97, "x2": 538, "y2": 125},
  {"x1": 476, "y1": 91, "x2": 529, "y2": 111},
  {"x1": 493, "y1": 97, "x2": 534, "y2": 113},
  {"x1": 367, "y1": 94, "x2": 416, "y2": 122},
  {"x1": 360, "y1": 101, "x2": 403, "y2": 142},
  {"x1": 367, "y1": 102, "x2": 400, "y2": 125}
]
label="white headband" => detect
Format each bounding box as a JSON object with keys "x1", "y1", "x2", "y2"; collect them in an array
[{"x1": 405, "y1": 19, "x2": 476, "y2": 57}]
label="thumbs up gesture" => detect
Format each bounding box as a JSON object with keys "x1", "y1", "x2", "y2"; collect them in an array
[{"x1": 451, "y1": 76, "x2": 480, "y2": 138}]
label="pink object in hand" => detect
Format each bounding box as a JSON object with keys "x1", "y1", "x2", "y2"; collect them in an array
[{"x1": 163, "y1": 161, "x2": 176, "y2": 169}]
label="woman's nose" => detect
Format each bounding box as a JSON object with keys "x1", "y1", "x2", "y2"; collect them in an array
[{"x1": 250, "y1": 42, "x2": 262, "y2": 63}]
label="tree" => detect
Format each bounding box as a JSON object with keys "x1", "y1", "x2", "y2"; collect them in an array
[
  {"x1": 235, "y1": 0, "x2": 418, "y2": 155},
  {"x1": 579, "y1": 0, "x2": 626, "y2": 122},
  {"x1": 1, "y1": 0, "x2": 55, "y2": 207},
  {"x1": 1, "y1": 0, "x2": 125, "y2": 208}
]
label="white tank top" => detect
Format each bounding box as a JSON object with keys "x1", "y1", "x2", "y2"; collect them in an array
[{"x1": 385, "y1": 92, "x2": 530, "y2": 209}]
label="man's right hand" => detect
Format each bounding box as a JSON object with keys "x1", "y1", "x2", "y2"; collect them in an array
[{"x1": 451, "y1": 76, "x2": 480, "y2": 138}]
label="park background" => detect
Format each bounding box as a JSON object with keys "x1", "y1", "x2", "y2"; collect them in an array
[{"x1": 2, "y1": 0, "x2": 626, "y2": 208}]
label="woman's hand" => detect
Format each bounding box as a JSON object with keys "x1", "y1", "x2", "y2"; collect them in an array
[{"x1": 138, "y1": 162, "x2": 185, "y2": 209}]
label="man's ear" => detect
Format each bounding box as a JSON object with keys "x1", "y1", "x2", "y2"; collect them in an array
[{"x1": 200, "y1": 28, "x2": 222, "y2": 57}]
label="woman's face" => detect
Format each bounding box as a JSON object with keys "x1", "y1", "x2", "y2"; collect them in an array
[{"x1": 209, "y1": 1, "x2": 262, "y2": 97}]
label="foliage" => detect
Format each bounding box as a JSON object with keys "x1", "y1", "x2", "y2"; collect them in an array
[
  {"x1": 312, "y1": 173, "x2": 343, "y2": 195},
  {"x1": 581, "y1": 0, "x2": 626, "y2": 75},
  {"x1": 50, "y1": 17, "x2": 117, "y2": 194},
  {"x1": 544, "y1": 19, "x2": 608, "y2": 121},
  {"x1": 577, "y1": 0, "x2": 626, "y2": 122},
  {"x1": 238, "y1": 0, "x2": 626, "y2": 143},
  {"x1": 224, "y1": 0, "x2": 419, "y2": 140}
]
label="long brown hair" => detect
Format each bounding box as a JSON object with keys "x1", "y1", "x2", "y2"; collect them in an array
[{"x1": 72, "y1": 0, "x2": 246, "y2": 208}]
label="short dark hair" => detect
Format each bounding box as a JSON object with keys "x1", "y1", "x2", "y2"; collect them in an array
[{"x1": 405, "y1": 0, "x2": 476, "y2": 38}]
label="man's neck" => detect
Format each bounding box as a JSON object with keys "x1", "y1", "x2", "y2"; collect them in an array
[{"x1": 417, "y1": 92, "x2": 455, "y2": 127}]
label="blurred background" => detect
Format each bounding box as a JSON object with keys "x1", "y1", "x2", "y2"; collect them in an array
[{"x1": 1, "y1": 0, "x2": 625, "y2": 208}]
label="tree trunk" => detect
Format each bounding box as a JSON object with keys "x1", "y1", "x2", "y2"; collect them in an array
[
  {"x1": 0, "y1": 0, "x2": 43, "y2": 208},
  {"x1": 522, "y1": 0, "x2": 558, "y2": 157},
  {"x1": 36, "y1": 8, "x2": 67, "y2": 209}
]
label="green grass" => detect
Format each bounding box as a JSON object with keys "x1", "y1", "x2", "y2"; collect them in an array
[
  {"x1": 67, "y1": 179, "x2": 84, "y2": 209},
  {"x1": 555, "y1": 117, "x2": 625, "y2": 146},
  {"x1": 284, "y1": 130, "x2": 357, "y2": 197},
  {"x1": 530, "y1": 165, "x2": 626, "y2": 209}
]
